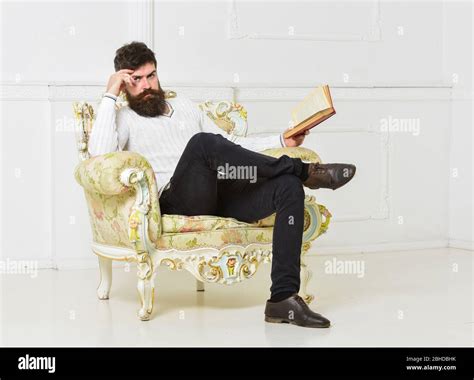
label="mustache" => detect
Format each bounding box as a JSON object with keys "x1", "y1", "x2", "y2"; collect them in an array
[{"x1": 133, "y1": 88, "x2": 162, "y2": 101}]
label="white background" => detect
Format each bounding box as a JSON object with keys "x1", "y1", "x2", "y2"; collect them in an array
[{"x1": 0, "y1": 0, "x2": 472, "y2": 268}]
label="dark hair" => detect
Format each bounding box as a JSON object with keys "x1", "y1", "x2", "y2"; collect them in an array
[{"x1": 114, "y1": 41, "x2": 157, "y2": 72}]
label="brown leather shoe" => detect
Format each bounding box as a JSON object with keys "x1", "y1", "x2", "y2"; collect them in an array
[
  {"x1": 264, "y1": 294, "x2": 331, "y2": 328},
  {"x1": 303, "y1": 163, "x2": 356, "y2": 190}
]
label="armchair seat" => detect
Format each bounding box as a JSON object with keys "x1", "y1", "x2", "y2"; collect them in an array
[
  {"x1": 157, "y1": 196, "x2": 325, "y2": 249},
  {"x1": 73, "y1": 94, "x2": 332, "y2": 321},
  {"x1": 160, "y1": 213, "x2": 272, "y2": 234},
  {"x1": 156, "y1": 227, "x2": 274, "y2": 250}
]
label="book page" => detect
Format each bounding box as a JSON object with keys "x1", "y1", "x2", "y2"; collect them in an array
[{"x1": 291, "y1": 86, "x2": 331, "y2": 125}]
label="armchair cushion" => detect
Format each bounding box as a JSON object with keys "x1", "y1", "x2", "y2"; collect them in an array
[
  {"x1": 156, "y1": 195, "x2": 327, "y2": 250},
  {"x1": 162, "y1": 214, "x2": 255, "y2": 233},
  {"x1": 161, "y1": 212, "x2": 278, "y2": 234},
  {"x1": 156, "y1": 228, "x2": 274, "y2": 250},
  {"x1": 260, "y1": 146, "x2": 321, "y2": 163}
]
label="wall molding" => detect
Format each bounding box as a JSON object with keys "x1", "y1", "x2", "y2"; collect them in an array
[
  {"x1": 308, "y1": 239, "x2": 450, "y2": 256},
  {"x1": 450, "y1": 88, "x2": 474, "y2": 101},
  {"x1": 253, "y1": 127, "x2": 390, "y2": 223},
  {"x1": 448, "y1": 239, "x2": 474, "y2": 251},
  {"x1": 0, "y1": 84, "x2": 50, "y2": 101},
  {"x1": 227, "y1": 0, "x2": 382, "y2": 42},
  {"x1": 331, "y1": 127, "x2": 389, "y2": 222},
  {"x1": 236, "y1": 86, "x2": 452, "y2": 102},
  {"x1": 166, "y1": 86, "x2": 234, "y2": 102},
  {"x1": 128, "y1": 0, "x2": 155, "y2": 49},
  {"x1": 0, "y1": 83, "x2": 453, "y2": 101},
  {"x1": 49, "y1": 86, "x2": 106, "y2": 102}
]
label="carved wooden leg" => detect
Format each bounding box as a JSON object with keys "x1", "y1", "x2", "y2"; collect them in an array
[
  {"x1": 136, "y1": 252, "x2": 155, "y2": 321},
  {"x1": 196, "y1": 279, "x2": 205, "y2": 292},
  {"x1": 97, "y1": 255, "x2": 112, "y2": 300},
  {"x1": 299, "y1": 244, "x2": 314, "y2": 304}
]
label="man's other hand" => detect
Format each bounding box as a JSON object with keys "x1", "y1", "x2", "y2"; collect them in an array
[
  {"x1": 283, "y1": 129, "x2": 309, "y2": 147},
  {"x1": 105, "y1": 69, "x2": 135, "y2": 96}
]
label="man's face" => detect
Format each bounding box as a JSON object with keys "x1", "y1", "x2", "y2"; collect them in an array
[
  {"x1": 126, "y1": 62, "x2": 159, "y2": 96},
  {"x1": 124, "y1": 62, "x2": 168, "y2": 117}
]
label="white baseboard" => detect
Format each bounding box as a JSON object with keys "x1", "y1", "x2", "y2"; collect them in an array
[
  {"x1": 1, "y1": 258, "x2": 56, "y2": 270},
  {"x1": 17, "y1": 240, "x2": 466, "y2": 271},
  {"x1": 448, "y1": 239, "x2": 474, "y2": 251},
  {"x1": 54, "y1": 257, "x2": 131, "y2": 270},
  {"x1": 306, "y1": 240, "x2": 450, "y2": 256},
  {"x1": 55, "y1": 257, "x2": 99, "y2": 270}
]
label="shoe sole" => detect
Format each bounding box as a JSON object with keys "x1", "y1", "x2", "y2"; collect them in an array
[{"x1": 264, "y1": 316, "x2": 330, "y2": 328}]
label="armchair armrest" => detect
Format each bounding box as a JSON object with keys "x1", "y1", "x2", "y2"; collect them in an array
[
  {"x1": 259, "y1": 146, "x2": 321, "y2": 163},
  {"x1": 74, "y1": 151, "x2": 162, "y2": 250},
  {"x1": 74, "y1": 151, "x2": 154, "y2": 195}
]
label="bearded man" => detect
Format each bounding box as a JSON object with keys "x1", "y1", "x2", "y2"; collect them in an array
[{"x1": 89, "y1": 41, "x2": 356, "y2": 328}]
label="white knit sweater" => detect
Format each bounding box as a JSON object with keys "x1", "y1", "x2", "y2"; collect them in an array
[{"x1": 88, "y1": 93, "x2": 286, "y2": 196}]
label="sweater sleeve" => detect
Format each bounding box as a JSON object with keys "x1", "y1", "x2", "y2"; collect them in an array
[
  {"x1": 196, "y1": 101, "x2": 286, "y2": 152},
  {"x1": 88, "y1": 95, "x2": 130, "y2": 157}
]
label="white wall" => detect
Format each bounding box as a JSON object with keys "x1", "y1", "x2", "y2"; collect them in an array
[
  {"x1": 444, "y1": 1, "x2": 473, "y2": 250},
  {"x1": 0, "y1": 0, "x2": 472, "y2": 269}
]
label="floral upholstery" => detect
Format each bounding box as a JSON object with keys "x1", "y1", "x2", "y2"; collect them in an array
[
  {"x1": 160, "y1": 213, "x2": 273, "y2": 234},
  {"x1": 74, "y1": 151, "x2": 162, "y2": 248},
  {"x1": 162, "y1": 214, "x2": 258, "y2": 233},
  {"x1": 156, "y1": 228, "x2": 274, "y2": 250},
  {"x1": 260, "y1": 146, "x2": 321, "y2": 163},
  {"x1": 199, "y1": 100, "x2": 248, "y2": 136},
  {"x1": 74, "y1": 148, "x2": 322, "y2": 249}
]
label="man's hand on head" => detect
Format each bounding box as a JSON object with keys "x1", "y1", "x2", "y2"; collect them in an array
[
  {"x1": 283, "y1": 129, "x2": 309, "y2": 147},
  {"x1": 106, "y1": 69, "x2": 135, "y2": 96}
]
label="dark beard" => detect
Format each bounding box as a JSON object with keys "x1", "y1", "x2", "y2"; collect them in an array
[{"x1": 126, "y1": 88, "x2": 168, "y2": 117}]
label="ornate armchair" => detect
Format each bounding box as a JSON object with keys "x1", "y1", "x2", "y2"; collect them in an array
[{"x1": 73, "y1": 91, "x2": 332, "y2": 321}]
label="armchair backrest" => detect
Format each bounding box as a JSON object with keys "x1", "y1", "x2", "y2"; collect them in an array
[{"x1": 72, "y1": 90, "x2": 249, "y2": 162}]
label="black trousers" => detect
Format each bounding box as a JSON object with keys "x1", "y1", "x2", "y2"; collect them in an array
[{"x1": 159, "y1": 132, "x2": 306, "y2": 298}]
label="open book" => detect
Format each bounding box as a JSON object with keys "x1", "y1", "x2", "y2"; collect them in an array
[{"x1": 283, "y1": 85, "x2": 335, "y2": 139}]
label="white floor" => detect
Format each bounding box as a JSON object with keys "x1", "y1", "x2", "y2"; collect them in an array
[{"x1": 1, "y1": 248, "x2": 472, "y2": 347}]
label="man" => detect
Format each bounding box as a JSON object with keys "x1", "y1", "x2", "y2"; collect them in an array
[{"x1": 89, "y1": 42, "x2": 356, "y2": 328}]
